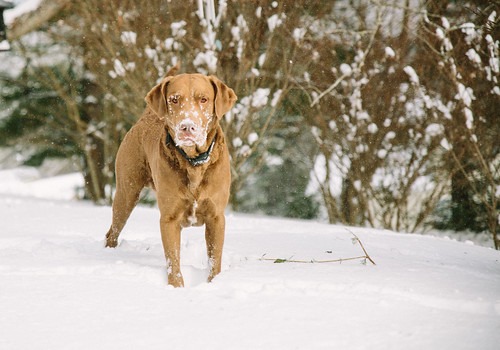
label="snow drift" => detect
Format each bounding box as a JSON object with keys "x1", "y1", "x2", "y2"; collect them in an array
[{"x1": 0, "y1": 169, "x2": 499, "y2": 349}]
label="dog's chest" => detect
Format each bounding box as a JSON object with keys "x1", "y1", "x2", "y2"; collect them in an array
[
  {"x1": 185, "y1": 200, "x2": 199, "y2": 227},
  {"x1": 186, "y1": 169, "x2": 204, "y2": 193},
  {"x1": 179, "y1": 169, "x2": 209, "y2": 227},
  {"x1": 180, "y1": 198, "x2": 212, "y2": 227}
]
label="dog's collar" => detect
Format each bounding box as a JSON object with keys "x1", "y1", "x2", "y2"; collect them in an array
[{"x1": 166, "y1": 132, "x2": 216, "y2": 167}]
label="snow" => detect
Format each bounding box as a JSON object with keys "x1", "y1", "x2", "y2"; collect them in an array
[
  {"x1": 460, "y1": 23, "x2": 476, "y2": 37},
  {"x1": 466, "y1": 48, "x2": 482, "y2": 65},
  {"x1": 485, "y1": 35, "x2": 499, "y2": 74},
  {"x1": 255, "y1": 6, "x2": 262, "y2": 19},
  {"x1": 120, "y1": 31, "x2": 137, "y2": 45},
  {"x1": 293, "y1": 27, "x2": 306, "y2": 42},
  {"x1": 440, "y1": 137, "x2": 451, "y2": 151},
  {"x1": 385, "y1": 131, "x2": 396, "y2": 140},
  {"x1": 367, "y1": 122, "x2": 378, "y2": 134},
  {"x1": 488, "y1": 10, "x2": 497, "y2": 24},
  {"x1": 425, "y1": 123, "x2": 444, "y2": 137},
  {"x1": 110, "y1": 58, "x2": 126, "y2": 78},
  {"x1": 455, "y1": 83, "x2": 475, "y2": 107},
  {"x1": 4, "y1": 0, "x2": 42, "y2": 25},
  {"x1": 250, "y1": 88, "x2": 270, "y2": 108},
  {"x1": 441, "y1": 17, "x2": 450, "y2": 30},
  {"x1": 171, "y1": 21, "x2": 187, "y2": 38},
  {"x1": 0, "y1": 167, "x2": 84, "y2": 200},
  {"x1": 247, "y1": 132, "x2": 258, "y2": 145},
  {"x1": 0, "y1": 40, "x2": 10, "y2": 50},
  {"x1": 339, "y1": 63, "x2": 352, "y2": 76},
  {"x1": 270, "y1": 88, "x2": 282, "y2": 107},
  {"x1": 258, "y1": 53, "x2": 266, "y2": 67},
  {"x1": 193, "y1": 50, "x2": 218, "y2": 74},
  {"x1": 403, "y1": 66, "x2": 419, "y2": 85},
  {"x1": 232, "y1": 137, "x2": 243, "y2": 148},
  {"x1": 436, "y1": 27, "x2": 445, "y2": 40},
  {"x1": 164, "y1": 37, "x2": 177, "y2": 51},
  {"x1": 463, "y1": 107, "x2": 474, "y2": 129},
  {"x1": 385, "y1": 46, "x2": 395, "y2": 58},
  {"x1": 377, "y1": 148, "x2": 388, "y2": 159},
  {"x1": 267, "y1": 13, "x2": 284, "y2": 32},
  {"x1": 0, "y1": 168, "x2": 499, "y2": 350}
]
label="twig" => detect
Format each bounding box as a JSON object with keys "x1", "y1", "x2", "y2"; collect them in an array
[
  {"x1": 310, "y1": 73, "x2": 349, "y2": 107},
  {"x1": 260, "y1": 255, "x2": 370, "y2": 264},
  {"x1": 345, "y1": 228, "x2": 376, "y2": 265},
  {"x1": 260, "y1": 228, "x2": 376, "y2": 266}
]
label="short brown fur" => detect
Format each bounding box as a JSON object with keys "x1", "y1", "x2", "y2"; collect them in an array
[{"x1": 105, "y1": 69, "x2": 237, "y2": 287}]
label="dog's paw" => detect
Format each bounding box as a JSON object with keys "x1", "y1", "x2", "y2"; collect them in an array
[{"x1": 105, "y1": 239, "x2": 118, "y2": 248}]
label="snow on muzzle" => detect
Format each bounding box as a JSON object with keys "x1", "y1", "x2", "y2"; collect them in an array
[{"x1": 174, "y1": 118, "x2": 208, "y2": 147}]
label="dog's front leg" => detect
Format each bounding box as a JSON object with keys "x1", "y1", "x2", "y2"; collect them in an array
[
  {"x1": 205, "y1": 214, "x2": 225, "y2": 283},
  {"x1": 160, "y1": 218, "x2": 184, "y2": 287}
]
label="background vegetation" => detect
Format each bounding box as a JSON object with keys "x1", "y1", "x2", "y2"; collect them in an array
[{"x1": 1, "y1": 0, "x2": 498, "y2": 248}]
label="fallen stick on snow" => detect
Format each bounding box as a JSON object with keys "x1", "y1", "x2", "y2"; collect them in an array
[{"x1": 260, "y1": 228, "x2": 376, "y2": 266}]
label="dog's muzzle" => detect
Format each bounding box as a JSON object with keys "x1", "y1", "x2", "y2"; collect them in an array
[{"x1": 174, "y1": 119, "x2": 207, "y2": 147}]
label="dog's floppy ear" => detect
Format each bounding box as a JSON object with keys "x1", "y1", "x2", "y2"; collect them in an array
[
  {"x1": 164, "y1": 62, "x2": 180, "y2": 77},
  {"x1": 145, "y1": 65, "x2": 180, "y2": 117},
  {"x1": 209, "y1": 76, "x2": 237, "y2": 119},
  {"x1": 145, "y1": 76, "x2": 174, "y2": 118}
]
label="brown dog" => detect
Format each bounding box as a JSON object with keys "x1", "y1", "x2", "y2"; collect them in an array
[{"x1": 105, "y1": 70, "x2": 237, "y2": 287}]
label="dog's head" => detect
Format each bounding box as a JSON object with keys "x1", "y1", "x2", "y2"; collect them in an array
[{"x1": 146, "y1": 72, "x2": 237, "y2": 148}]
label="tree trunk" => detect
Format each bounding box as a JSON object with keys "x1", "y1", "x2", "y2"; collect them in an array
[
  {"x1": 450, "y1": 169, "x2": 475, "y2": 231},
  {"x1": 341, "y1": 177, "x2": 354, "y2": 225}
]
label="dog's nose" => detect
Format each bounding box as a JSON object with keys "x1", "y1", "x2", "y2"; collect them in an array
[{"x1": 178, "y1": 120, "x2": 198, "y2": 134}]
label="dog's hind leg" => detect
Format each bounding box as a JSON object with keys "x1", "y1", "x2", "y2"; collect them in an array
[
  {"x1": 105, "y1": 136, "x2": 147, "y2": 248},
  {"x1": 105, "y1": 176, "x2": 144, "y2": 248}
]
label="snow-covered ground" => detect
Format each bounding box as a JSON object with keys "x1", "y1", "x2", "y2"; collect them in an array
[{"x1": 0, "y1": 167, "x2": 499, "y2": 350}]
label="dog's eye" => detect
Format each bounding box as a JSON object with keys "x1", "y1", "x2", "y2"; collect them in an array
[
  {"x1": 200, "y1": 97, "x2": 208, "y2": 104},
  {"x1": 170, "y1": 96, "x2": 179, "y2": 104}
]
